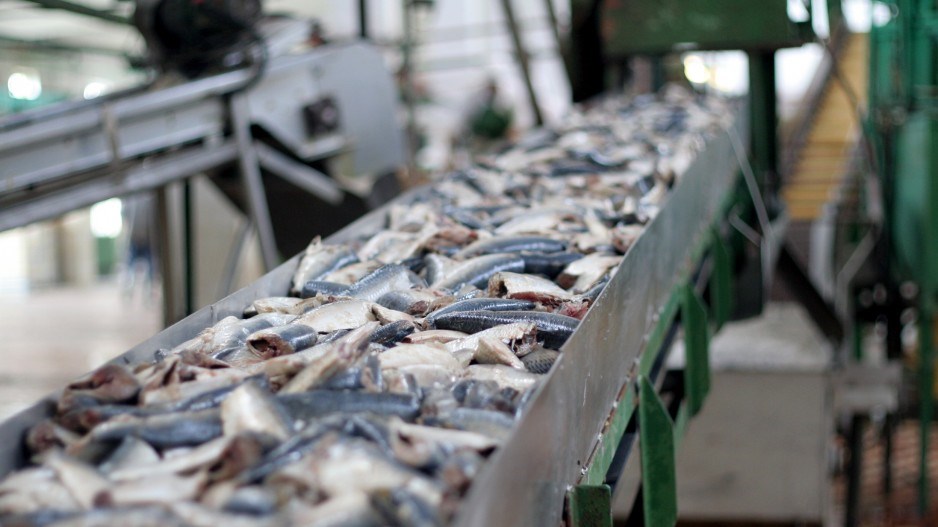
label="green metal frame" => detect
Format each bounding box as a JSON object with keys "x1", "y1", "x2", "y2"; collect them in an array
[
  {"x1": 567, "y1": 222, "x2": 734, "y2": 525},
  {"x1": 867, "y1": 0, "x2": 938, "y2": 514}
]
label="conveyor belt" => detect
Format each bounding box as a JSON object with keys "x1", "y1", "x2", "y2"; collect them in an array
[
  {"x1": 0, "y1": 94, "x2": 743, "y2": 526},
  {"x1": 782, "y1": 33, "x2": 868, "y2": 221}
]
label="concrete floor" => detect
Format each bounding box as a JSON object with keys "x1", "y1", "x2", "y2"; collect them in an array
[{"x1": 0, "y1": 282, "x2": 161, "y2": 420}]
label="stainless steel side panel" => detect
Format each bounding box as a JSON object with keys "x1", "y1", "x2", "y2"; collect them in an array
[{"x1": 451, "y1": 125, "x2": 739, "y2": 527}]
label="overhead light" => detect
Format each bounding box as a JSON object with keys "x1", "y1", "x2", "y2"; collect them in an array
[
  {"x1": 683, "y1": 55, "x2": 711, "y2": 85},
  {"x1": 83, "y1": 81, "x2": 110, "y2": 100},
  {"x1": 90, "y1": 198, "x2": 123, "y2": 238},
  {"x1": 7, "y1": 69, "x2": 42, "y2": 101}
]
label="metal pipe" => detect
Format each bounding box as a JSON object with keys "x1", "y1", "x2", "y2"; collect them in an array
[
  {"x1": 401, "y1": 0, "x2": 419, "y2": 170},
  {"x1": 218, "y1": 220, "x2": 253, "y2": 299},
  {"x1": 230, "y1": 94, "x2": 279, "y2": 271},
  {"x1": 919, "y1": 309, "x2": 933, "y2": 516},
  {"x1": 500, "y1": 0, "x2": 545, "y2": 126},
  {"x1": 358, "y1": 0, "x2": 369, "y2": 39},
  {"x1": 20, "y1": 0, "x2": 129, "y2": 25},
  {"x1": 183, "y1": 179, "x2": 195, "y2": 315}
]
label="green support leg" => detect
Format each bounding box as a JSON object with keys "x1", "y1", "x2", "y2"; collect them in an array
[
  {"x1": 709, "y1": 230, "x2": 733, "y2": 330},
  {"x1": 639, "y1": 376, "x2": 677, "y2": 527},
  {"x1": 682, "y1": 285, "x2": 711, "y2": 417},
  {"x1": 920, "y1": 309, "x2": 933, "y2": 517},
  {"x1": 567, "y1": 484, "x2": 613, "y2": 527},
  {"x1": 747, "y1": 50, "x2": 778, "y2": 195}
]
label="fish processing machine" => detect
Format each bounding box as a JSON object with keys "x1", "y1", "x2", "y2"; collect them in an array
[
  {"x1": 2, "y1": 0, "x2": 919, "y2": 525},
  {"x1": 0, "y1": 6, "x2": 405, "y2": 324}
]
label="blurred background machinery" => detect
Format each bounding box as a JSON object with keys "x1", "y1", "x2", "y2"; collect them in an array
[{"x1": 0, "y1": 0, "x2": 936, "y2": 525}]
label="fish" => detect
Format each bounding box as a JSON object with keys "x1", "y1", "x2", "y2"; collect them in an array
[
  {"x1": 422, "y1": 254, "x2": 454, "y2": 285},
  {"x1": 57, "y1": 364, "x2": 141, "y2": 414},
  {"x1": 13, "y1": 506, "x2": 189, "y2": 527},
  {"x1": 465, "y1": 364, "x2": 542, "y2": 392},
  {"x1": 98, "y1": 436, "x2": 160, "y2": 475},
  {"x1": 277, "y1": 391, "x2": 422, "y2": 423},
  {"x1": 423, "y1": 407, "x2": 516, "y2": 442},
  {"x1": 378, "y1": 343, "x2": 462, "y2": 371},
  {"x1": 402, "y1": 330, "x2": 470, "y2": 345},
  {"x1": 469, "y1": 337, "x2": 526, "y2": 369},
  {"x1": 279, "y1": 322, "x2": 376, "y2": 393},
  {"x1": 293, "y1": 300, "x2": 412, "y2": 335},
  {"x1": 246, "y1": 323, "x2": 318, "y2": 359},
  {"x1": 345, "y1": 264, "x2": 426, "y2": 303},
  {"x1": 376, "y1": 289, "x2": 439, "y2": 316},
  {"x1": 88, "y1": 408, "x2": 223, "y2": 449},
  {"x1": 425, "y1": 297, "x2": 535, "y2": 326},
  {"x1": 557, "y1": 253, "x2": 623, "y2": 292},
  {"x1": 0, "y1": 469, "x2": 80, "y2": 515},
  {"x1": 487, "y1": 271, "x2": 575, "y2": 305},
  {"x1": 371, "y1": 487, "x2": 442, "y2": 527},
  {"x1": 321, "y1": 261, "x2": 383, "y2": 285},
  {"x1": 369, "y1": 320, "x2": 417, "y2": 347},
  {"x1": 291, "y1": 239, "x2": 359, "y2": 293},
  {"x1": 285, "y1": 491, "x2": 383, "y2": 527},
  {"x1": 25, "y1": 420, "x2": 80, "y2": 455},
  {"x1": 243, "y1": 296, "x2": 304, "y2": 317},
  {"x1": 220, "y1": 382, "x2": 293, "y2": 442},
  {"x1": 46, "y1": 452, "x2": 109, "y2": 510},
  {"x1": 520, "y1": 347, "x2": 560, "y2": 374},
  {"x1": 299, "y1": 280, "x2": 350, "y2": 298},
  {"x1": 98, "y1": 470, "x2": 207, "y2": 507},
  {"x1": 519, "y1": 252, "x2": 584, "y2": 278},
  {"x1": 453, "y1": 236, "x2": 566, "y2": 258},
  {"x1": 432, "y1": 310, "x2": 579, "y2": 350},
  {"x1": 431, "y1": 254, "x2": 525, "y2": 292}
]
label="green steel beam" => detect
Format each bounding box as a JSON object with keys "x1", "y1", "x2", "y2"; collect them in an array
[
  {"x1": 567, "y1": 485, "x2": 613, "y2": 527},
  {"x1": 748, "y1": 50, "x2": 779, "y2": 193},
  {"x1": 709, "y1": 229, "x2": 733, "y2": 330},
  {"x1": 682, "y1": 285, "x2": 711, "y2": 417},
  {"x1": 639, "y1": 375, "x2": 677, "y2": 527}
]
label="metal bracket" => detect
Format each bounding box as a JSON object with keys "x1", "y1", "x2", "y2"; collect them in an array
[
  {"x1": 566, "y1": 484, "x2": 613, "y2": 527},
  {"x1": 682, "y1": 285, "x2": 711, "y2": 417},
  {"x1": 639, "y1": 375, "x2": 677, "y2": 527}
]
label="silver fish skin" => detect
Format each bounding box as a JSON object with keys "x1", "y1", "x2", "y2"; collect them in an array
[
  {"x1": 432, "y1": 310, "x2": 579, "y2": 350},
  {"x1": 291, "y1": 239, "x2": 359, "y2": 293},
  {"x1": 431, "y1": 253, "x2": 525, "y2": 292},
  {"x1": 279, "y1": 322, "x2": 377, "y2": 393},
  {"x1": 88, "y1": 408, "x2": 223, "y2": 449},
  {"x1": 425, "y1": 297, "x2": 535, "y2": 326},
  {"x1": 453, "y1": 235, "x2": 566, "y2": 258},
  {"x1": 520, "y1": 347, "x2": 560, "y2": 374},
  {"x1": 346, "y1": 264, "x2": 426, "y2": 303},
  {"x1": 277, "y1": 391, "x2": 421, "y2": 422},
  {"x1": 246, "y1": 323, "x2": 318, "y2": 359}
]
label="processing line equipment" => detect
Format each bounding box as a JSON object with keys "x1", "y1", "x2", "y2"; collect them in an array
[
  {"x1": 0, "y1": 1, "x2": 858, "y2": 525},
  {"x1": 0, "y1": 7, "x2": 405, "y2": 324},
  {"x1": 0, "y1": 91, "x2": 746, "y2": 526}
]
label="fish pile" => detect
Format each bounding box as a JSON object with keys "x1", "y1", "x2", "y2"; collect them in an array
[{"x1": 0, "y1": 88, "x2": 732, "y2": 526}]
